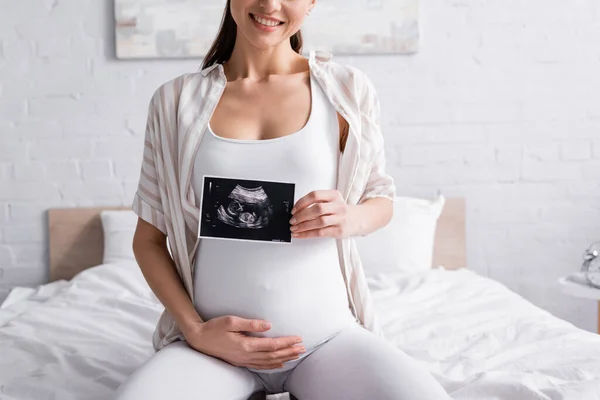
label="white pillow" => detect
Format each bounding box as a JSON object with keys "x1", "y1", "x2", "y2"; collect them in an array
[
  {"x1": 355, "y1": 194, "x2": 445, "y2": 275},
  {"x1": 100, "y1": 210, "x2": 139, "y2": 264},
  {"x1": 101, "y1": 210, "x2": 173, "y2": 264}
]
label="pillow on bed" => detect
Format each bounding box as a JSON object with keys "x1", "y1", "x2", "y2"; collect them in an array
[
  {"x1": 101, "y1": 210, "x2": 173, "y2": 264},
  {"x1": 100, "y1": 210, "x2": 139, "y2": 264},
  {"x1": 355, "y1": 194, "x2": 445, "y2": 275}
]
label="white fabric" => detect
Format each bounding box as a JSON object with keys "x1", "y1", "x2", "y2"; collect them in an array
[
  {"x1": 356, "y1": 194, "x2": 445, "y2": 274},
  {"x1": 131, "y1": 49, "x2": 397, "y2": 351},
  {"x1": 100, "y1": 209, "x2": 174, "y2": 262},
  {"x1": 114, "y1": 323, "x2": 451, "y2": 400},
  {"x1": 369, "y1": 268, "x2": 600, "y2": 399},
  {"x1": 0, "y1": 262, "x2": 161, "y2": 400},
  {"x1": 100, "y1": 210, "x2": 139, "y2": 264},
  {"x1": 2, "y1": 262, "x2": 600, "y2": 399},
  {"x1": 191, "y1": 71, "x2": 356, "y2": 373}
]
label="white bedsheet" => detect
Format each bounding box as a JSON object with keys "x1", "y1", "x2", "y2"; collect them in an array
[
  {"x1": 0, "y1": 262, "x2": 161, "y2": 400},
  {"x1": 370, "y1": 268, "x2": 600, "y2": 400},
  {"x1": 0, "y1": 262, "x2": 599, "y2": 400}
]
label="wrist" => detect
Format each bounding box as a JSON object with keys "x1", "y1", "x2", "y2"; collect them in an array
[
  {"x1": 178, "y1": 316, "x2": 205, "y2": 337},
  {"x1": 348, "y1": 198, "x2": 393, "y2": 238}
]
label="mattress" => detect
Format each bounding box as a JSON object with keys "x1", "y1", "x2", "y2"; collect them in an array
[
  {"x1": 0, "y1": 261, "x2": 599, "y2": 400},
  {"x1": 370, "y1": 268, "x2": 600, "y2": 400}
]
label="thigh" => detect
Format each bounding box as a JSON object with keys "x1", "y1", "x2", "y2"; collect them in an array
[
  {"x1": 114, "y1": 341, "x2": 264, "y2": 400},
  {"x1": 284, "y1": 325, "x2": 451, "y2": 400}
]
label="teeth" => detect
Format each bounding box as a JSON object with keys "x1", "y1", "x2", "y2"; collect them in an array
[{"x1": 252, "y1": 14, "x2": 281, "y2": 27}]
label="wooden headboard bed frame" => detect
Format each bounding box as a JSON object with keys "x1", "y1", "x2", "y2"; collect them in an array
[{"x1": 47, "y1": 198, "x2": 466, "y2": 282}]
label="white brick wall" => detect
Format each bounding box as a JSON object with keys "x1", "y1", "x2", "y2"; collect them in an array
[{"x1": 1, "y1": 0, "x2": 599, "y2": 333}]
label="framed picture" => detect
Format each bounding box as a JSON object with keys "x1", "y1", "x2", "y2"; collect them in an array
[
  {"x1": 198, "y1": 175, "x2": 296, "y2": 244},
  {"x1": 115, "y1": 0, "x2": 419, "y2": 59}
]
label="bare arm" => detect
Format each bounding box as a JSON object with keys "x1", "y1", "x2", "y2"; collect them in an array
[
  {"x1": 289, "y1": 192, "x2": 393, "y2": 239},
  {"x1": 351, "y1": 197, "x2": 393, "y2": 237},
  {"x1": 132, "y1": 217, "x2": 202, "y2": 335}
]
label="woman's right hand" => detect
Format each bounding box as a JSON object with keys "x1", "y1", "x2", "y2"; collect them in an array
[{"x1": 182, "y1": 315, "x2": 306, "y2": 370}]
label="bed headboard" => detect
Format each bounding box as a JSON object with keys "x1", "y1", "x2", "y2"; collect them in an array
[
  {"x1": 48, "y1": 206, "x2": 131, "y2": 282},
  {"x1": 47, "y1": 198, "x2": 466, "y2": 282},
  {"x1": 432, "y1": 197, "x2": 467, "y2": 270}
]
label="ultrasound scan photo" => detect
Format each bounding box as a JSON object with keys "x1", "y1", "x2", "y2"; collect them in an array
[{"x1": 198, "y1": 175, "x2": 296, "y2": 243}]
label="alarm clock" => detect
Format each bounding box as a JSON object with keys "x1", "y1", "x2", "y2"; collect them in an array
[{"x1": 581, "y1": 242, "x2": 600, "y2": 289}]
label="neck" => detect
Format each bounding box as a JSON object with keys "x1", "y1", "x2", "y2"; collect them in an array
[{"x1": 224, "y1": 41, "x2": 306, "y2": 82}]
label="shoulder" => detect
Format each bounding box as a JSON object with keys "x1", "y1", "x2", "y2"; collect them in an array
[
  {"x1": 148, "y1": 71, "x2": 211, "y2": 112},
  {"x1": 143, "y1": 72, "x2": 212, "y2": 148},
  {"x1": 315, "y1": 52, "x2": 377, "y2": 105}
]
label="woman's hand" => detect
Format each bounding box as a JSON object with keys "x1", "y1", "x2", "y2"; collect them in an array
[
  {"x1": 181, "y1": 316, "x2": 306, "y2": 370},
  {"x1": 289, "y1": 190, "x2": 359, "y2": 239}
]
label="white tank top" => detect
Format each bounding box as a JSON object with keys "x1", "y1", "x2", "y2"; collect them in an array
[{"x1": 191, "y1": 70, "x2": 358, "y2": 372}]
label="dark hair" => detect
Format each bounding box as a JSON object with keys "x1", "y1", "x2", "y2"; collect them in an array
[{"x1": 201, "y1": 0, "x2": 303, "y2": 71}]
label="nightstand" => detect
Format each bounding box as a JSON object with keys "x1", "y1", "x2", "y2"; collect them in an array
[{"x1": 558, "y1": 273, "x2": 600, "y2": 334}]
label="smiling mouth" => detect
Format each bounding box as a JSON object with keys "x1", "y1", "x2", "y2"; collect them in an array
[{"x1": 250, "y1": 13, "x2": 285, "y2": 27}]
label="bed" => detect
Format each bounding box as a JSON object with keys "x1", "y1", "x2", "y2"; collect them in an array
[{"x1": 1, "y1": 199, "x2": 600, "y2": 400}]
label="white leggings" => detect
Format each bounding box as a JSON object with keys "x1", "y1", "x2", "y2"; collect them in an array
[{"x1": 114, "y1": 324, "x2": 451, "y2": 400}]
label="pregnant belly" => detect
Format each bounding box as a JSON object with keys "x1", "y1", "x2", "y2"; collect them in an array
[{"x1": 192, "y1": 238, "x2": 357, "y2": 350}]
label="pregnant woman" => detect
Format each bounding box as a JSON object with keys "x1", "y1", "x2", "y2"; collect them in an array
[{"x1": 115, "y1": 0, "x2": 451, "y2": 399}]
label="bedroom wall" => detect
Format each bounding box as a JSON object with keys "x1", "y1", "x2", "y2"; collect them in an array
[{"x1": 1, "y1": 0, "x2": 599, "y2": 332}]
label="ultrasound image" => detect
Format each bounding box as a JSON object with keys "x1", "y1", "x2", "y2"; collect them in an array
[
  {"x1": 216, "y1": 185, "x2": 274, "y2": 229},
  {"x1": 199, "y1": 176, "x2": 295, "y2": 243}
]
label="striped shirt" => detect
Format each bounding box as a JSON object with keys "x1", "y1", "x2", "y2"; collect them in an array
[{"x1": 133, "y1": 50, "x2": 397, "y2": 352}]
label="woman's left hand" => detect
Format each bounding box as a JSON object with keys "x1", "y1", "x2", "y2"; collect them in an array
[{"x1": 289, "y1": 190, "x2": 358, "y2": 239}]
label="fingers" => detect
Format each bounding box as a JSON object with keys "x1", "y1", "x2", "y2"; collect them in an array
[
  {"x1": 246, "y1": 346, "x2": 306, "y2": 370},
  {"x1": 291, "y1": 214, "x2": 341, "y2": 234},
  {"x1": 246, "y1": 336, "x2": 303, "y2": 352},
  {"x1": 253, "y1": 346, "x2": 306, "y2": 362},
  {"x1": 292, "y1": 226, "x2": 341, "y2": 239},
  {"x1": 224, "y1": 316, "x2": 271, "y2": 332},
  {"x1": 292, "y1": 190, "x2": 339, "y2": 216},
  {"x1": 238, "y1": 336, "x2": 306, "y2": 371},
  {"x1": 291, "y1": 201, "x2": 342, "y2": 227},
  {"x1": 246, "y1": 355, "x2": 299, "y2": 370}
]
